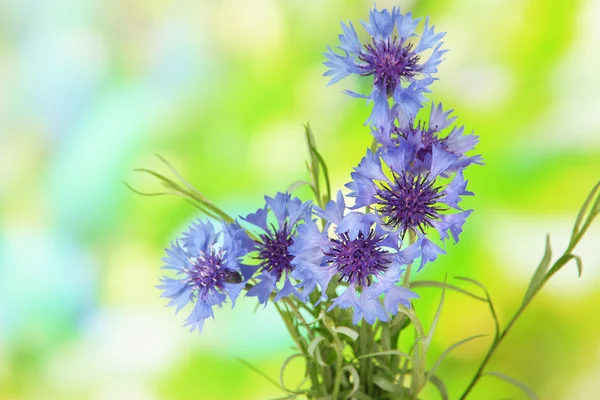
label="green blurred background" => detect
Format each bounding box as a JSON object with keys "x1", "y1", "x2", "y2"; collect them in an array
[{"x1": 1, "y1": 0, "x2": 599, "y2": 399}]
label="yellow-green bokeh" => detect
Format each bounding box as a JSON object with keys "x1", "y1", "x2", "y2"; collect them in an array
[{"x1": 1, "y1": 0, "x2": 599, "y2": 399}]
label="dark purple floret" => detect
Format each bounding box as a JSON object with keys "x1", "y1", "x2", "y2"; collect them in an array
[
  {"x1": 184, "y1": 247, "x2": 238, "y2": 299},
  {"x1": 323, "y1": 230, "x2": 390, "y2": 287},
  {"x1": 256, "y1": 222, "x2": 294, "y2": 281},
  {"x1": 358, "y1": 37, "x2": 421, "y2": 96},
  {"x1": 377, "y1": 172, "x2": 446, "y2": 236}
]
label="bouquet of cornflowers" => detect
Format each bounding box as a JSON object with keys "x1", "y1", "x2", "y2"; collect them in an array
[{"x1": 131, "y1": 5, "x2": 600, "y2": 400}]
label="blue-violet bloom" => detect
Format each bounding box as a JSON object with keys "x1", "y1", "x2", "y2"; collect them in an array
[
  {"x1": 372, "y1": 102, "x2": 483, "y2": 172},
  {"x1": 290, "y1": 191, "x2": 418, "y2": 325},
  {"x1": 324, "y1": 6, "x2": 446, "y2": 125},
  {"x1": 241, "y1": 192, "x2": 312, "y2": 305},
  {"x1": 347, "y1": 145, "x2": 474, "y2": 270},
  {"x1": 158, "y1": 219, "x2": 251, "y2": 333}
]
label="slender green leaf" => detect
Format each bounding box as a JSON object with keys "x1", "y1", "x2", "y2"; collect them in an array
[
  {"x1": 155, "y1": 154, "x2": 205, "y2": 197},
  {"x1": 335, "y1": 326, "x2": 359, "y2": 341},
  {"x1": 356, "y1": 350, "x2": 412, "y2": 361},
  {"x1": 424, "y1": 277, "x2": 446, "y2": 350},
  {"x1": 570, "y1": 180, "x2": 600, "y2": 248},
  {"x1": 287, "y1": 179, "x2": 313, "y2": 193},
  {"x1": 455, "y1": 276, "x2": 501, "y2": 340},
  {"x1": 237, "y1": 358, "x2": 280, "y2": 390},
  {"x1": 484, "y1": 371, "x2": 538, "y2": 400},
  {"x1": 523, "y1": 234, "x2": 552, "y2": 303},
  {"x1": 428, "y1": 374, "x2": 449, "y2": 400},
  {"x1": 427, "y1": 335, "x2": 487, "y2": 380},
  {"x1": 309, "y1": 144, "x2": 332, "y2": 204},
  {"x1": 411, "y1": 280, "x2": 487, "y2": 302},
  {"x1": 373, "y1": 374, "x2": 404, "y2": 394}
]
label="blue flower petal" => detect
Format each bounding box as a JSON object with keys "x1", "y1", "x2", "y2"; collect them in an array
[{"x1": 396, "y1": 12, "x2": 421, "y2": 41}]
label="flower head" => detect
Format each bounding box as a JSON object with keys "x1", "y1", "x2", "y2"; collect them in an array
[
  {"x1": 324, "y1": 6, "x2": 446, "y2": 125},
  {"x1": 347, "y1": 145, "x2": 474, "y2": 270},
  {"x1": 158, "y1": 219, "x2": 251, "y2": 333},
  {"x1": 290, "y1": 191, "x2": 418, "y2": 325},
  {"x1": 241, "y1": 192, "x2": 312, "y2": 305},
  {"x1": 372, "y1": 103, "x2": 482, "y2": 172}
]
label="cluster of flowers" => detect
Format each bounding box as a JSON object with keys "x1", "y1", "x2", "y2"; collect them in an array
[{"x1": 159, "y1": 6, "x2": 480, "y2": 332}]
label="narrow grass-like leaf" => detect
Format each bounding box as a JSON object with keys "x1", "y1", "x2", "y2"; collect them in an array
[
  {"x1": 424, "y1": 278, "x2": 446, "y2": 350},
  {"x1": 356, "y1": 350, "x2": 412, "y2": 361},
  {"x1": 373, "y1": 374, "x2": 404, "y2": 394},
  {"x1": 155, "y1": 154, "x2": 204, "y2": 197},
  {"x1": 287, "y1": 179, "x2": 313, "y2": 194},
  {"x1": 484, "y1": 371, "x2": 538, "y2": 400},
  {"x1": 428, "y1": 374, "x2": 449, "y2": 400},
  {"x1": 410, "y1": 280, "x2": 487, "y2": 302},
  {"x1": 523, "y1": 234, "x2": 552, "y2": 304},
  {"x1": 427, "y1": 334, "x2": 487, "y2": 381},
  {"x1": 237, "y1": 358, "x2": 280, "y2": 390},
  {"x1": 309, "y1": 144, "x2": 332, "y2": 205},
  {"x1": 335, "y1": 327, "x2": 359, "y2": 341},
  {"x1": 569, "y1": 180, "x2": 600, "y2": 248},
  {"x1": 455, "y1": 276, "x2": 500, "y2": 340}
]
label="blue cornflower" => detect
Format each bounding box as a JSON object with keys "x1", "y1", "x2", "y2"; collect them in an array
[
  {"x1": 324, "y1": 6, "x2": 446, "y2": 124},
  {"x1": 158, "y1": 219, "x2": 251, "y2": 333},
  {"x1": 290, "y1": 191, "x2": 418, "y2": 325},
  {"x1": 240, "y1": 192, "x2": 312, "y2": 305},
  {"x1": 372, "y1": 102, "x2": 483, "y2": 172},
  {"x1": 347, "y1": 145, "x2": 474, "y2": 270}
]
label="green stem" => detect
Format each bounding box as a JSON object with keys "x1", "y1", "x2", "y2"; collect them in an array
[
  {"x1": 458, "y1": 254, "x2": 573, "y2": 399},
  {"x1": 403, "y1": 231, "x2": 417, "y2": 288}
]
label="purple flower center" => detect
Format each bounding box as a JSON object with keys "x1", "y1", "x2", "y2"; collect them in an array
[
  {"x1": 256, "y1": 223, "x2": 294, "y2": 281},
  {"x1": 376, "y1": 173, "x2": 446, "y2": 236},
  {"x1": 323, "y1": 230, "x2": 390, "y2": 287},
  {"x1": 358, "y1": 37, "x2": 420, "y2": 96},
  {"x1": 185, "y1": 247, "x2": 239, "y2": 299}
]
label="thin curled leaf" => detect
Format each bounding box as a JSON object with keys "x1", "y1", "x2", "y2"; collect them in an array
[
  {"x1": 307, "y1": 336, "x2": 329, "y2": 367},
  {"x1": 484, "y1": 371, "x2": 538, "y2": 400},
  {"x1": 279, "y1": 353, "x2": 307, "y2": 394},
  {"x1": 308, "y1": 336, "x2": 328, "y2": 357},
  {"x1": 341, "y1": 364, "x2": 360, "y2": 400},
  {"x1": 427, "y1": 334, "x2": 487, "y2": 381},
  {"x1": 564, "y1": 253, "x2": 583, "y2": 277},
  {"x1": 410, "y1": 280, "x2": 487, "y2": 302},
  {"x1": 523, "y1": 234, "x2": 552, "y2": 304},
  {"x1": 428, "y1": 374, "x2": 449, "y2": 400},
  {"x1": 335, "y1": 327, "x2": 359, "y2": 341}
]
